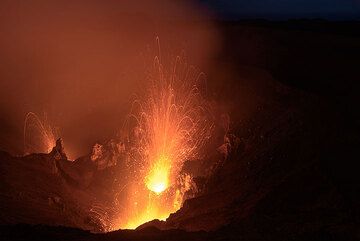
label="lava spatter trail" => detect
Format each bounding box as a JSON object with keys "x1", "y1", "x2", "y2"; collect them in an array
[
  {"x1": 23, "y1": 112, "x2": 57, "y2": 155},
  {"x1": 118, "y1": 50, "x2": 214, "y2": 229}
]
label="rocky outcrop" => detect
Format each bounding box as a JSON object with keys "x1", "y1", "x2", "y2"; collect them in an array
[
  {"x1": 0, "y1": 141, "x2": 121, "y2": 232},
  {"x1": 138, "y1": 77, "x2": 360, "y2": 239}
]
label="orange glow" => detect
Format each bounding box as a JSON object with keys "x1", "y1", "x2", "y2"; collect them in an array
[
  {"x1": 0, "y1": 0, "x2": 220, "y2": 232},
  {"x1": 117, "y1": 49, "x2": 213, "y2": 229},
  {"x1": 122, "y1": 192, "x2": 169, "y2": 229},
  {"x1": 146, "y1": 155, "x2": 171, "y2": 194}
]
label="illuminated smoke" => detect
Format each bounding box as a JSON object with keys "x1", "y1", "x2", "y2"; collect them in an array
[{"x1": 0, "y1": 0, "x2": 218, "y2": 158}]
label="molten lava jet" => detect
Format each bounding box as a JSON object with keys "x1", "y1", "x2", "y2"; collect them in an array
[
  {"x1": 118, "y1": 52, "x2": 213, "y2": 229},
  {"x1": 146, "y1": 155, "x2": 170, "y2": 194},
  {"x1": 23, "y1": 112, "x2": 57, "y2": 154}
]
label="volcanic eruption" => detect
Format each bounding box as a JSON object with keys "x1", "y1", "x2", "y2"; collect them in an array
[
  {"x1": 19, "y1": 36, "x2": 218, "y2": 230},
  {"x1": 113, "y1": 45, "x2": 214, "y2": 228},
  {"x1": 0, "y1": 0, "x2": 220, "y2": 230},
  {"x1": 1, "y1": 1, "x2": 359, "y2": 241}
]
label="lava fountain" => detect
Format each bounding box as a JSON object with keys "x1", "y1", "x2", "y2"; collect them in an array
[
  {"x1": 23, "y1": 112, "x2": 57, "y2": 155},
  {"x1": 146, "y1": 154, "x2": 170, "y2": 194},
  {"x1": 119, "y1": 50, "x2": 213, "y2": 228}
]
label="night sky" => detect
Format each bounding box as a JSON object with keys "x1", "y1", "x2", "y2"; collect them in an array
[{"x1": 200, "y1": 0, "x2": 360, "y2": 20}]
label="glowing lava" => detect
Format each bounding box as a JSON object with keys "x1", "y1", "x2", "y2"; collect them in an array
[
  {"x1": 146, "y1": 155, "x2": 170, "y2": 194},
  {"x1": 117, "y1": 47, "x2": 213, "y2": 229}
]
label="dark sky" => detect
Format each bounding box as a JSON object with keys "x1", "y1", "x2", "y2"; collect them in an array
[{"x1": 200, "y1": 0, "x2": 360, "y2": 19}]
